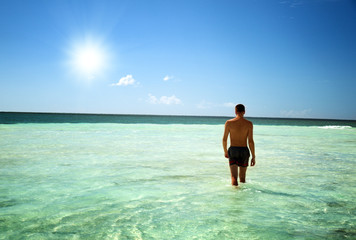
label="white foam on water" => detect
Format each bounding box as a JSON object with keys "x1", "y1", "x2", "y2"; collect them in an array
[{"x1": 318, "y1": 125, "x2": 352, "y2": 129}]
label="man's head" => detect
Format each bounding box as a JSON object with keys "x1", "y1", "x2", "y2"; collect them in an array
[{"x1": 235, "y1": 104, "x2": 245, "y2": 115}]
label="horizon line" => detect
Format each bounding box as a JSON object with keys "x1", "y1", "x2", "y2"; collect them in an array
[{"x1": 1, "y1": 111, "x2": 355, "y2": 121}]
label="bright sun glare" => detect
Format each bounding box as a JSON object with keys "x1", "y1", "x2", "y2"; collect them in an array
[{"x1": 68, "y1": 37, "x2": 108, "y2": 81}]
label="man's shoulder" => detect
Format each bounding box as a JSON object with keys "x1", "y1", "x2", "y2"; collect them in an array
[
  {"x1": 225, "y1": 118, "x2": 237, "y2": 124},
  {"x1": 244, "y1": 118, "x2": 253, "y2": 126},
  {"x1": 226, "y1": 117, "x2": 253, "y2": 126},
  {"x1": 245, "y1": 120, "x2": 254, "y2": 131},
  {"x1": 245, "y1": 118, "x2": 253, "y2": 124}
]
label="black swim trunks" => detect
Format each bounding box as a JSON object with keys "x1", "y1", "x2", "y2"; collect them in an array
[{"x1": 228, "y1": 146, "x2": 250, "y2": 167}]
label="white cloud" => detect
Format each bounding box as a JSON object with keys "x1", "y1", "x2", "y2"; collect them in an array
[
  {"x1": 148, "y1": 94, "x2": 158, "y2": 104},
  {"x1": 279, "y1": 0, "x2": 303, "y2": 8},
  {"x1": 160, "y1": 95, "x2": 181, "y2": 105},
  {"x1": 163, "y1": 75, "x2": 173, "y2": 81},
  {"x1": 148, "y1": 94, "x2": 182, "y2": 105},
  {"x1": 112, "y1": 74, "x2": 136, "y2": 86}
]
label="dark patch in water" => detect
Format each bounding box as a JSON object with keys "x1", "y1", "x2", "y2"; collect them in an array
[
  {"x1": 321, "y1": 184, "x2": 337, "y2": 191},
  {"x1": 112, "y1": 174, "x2": 199, "y2": 187},
  {"x1": 160, "y1": 175, "x2": 196, "y2": 180},
  {"x1": 52, "y1": 231, "x2": 77, "y2": 235},
  {"x1": 58, "y1": 163, "x2": 72, "y2": 167},
  {"x1": 0, "y1": 199, "x2": 16, "y2": 208},
  {"x1": 255, "y1": 189, "x2": 301, "y2": 198},
  {"x1": 333, "y1": 228, "x2": 356, "y2": 238},
  {"x1": 327, "y1": 201, "x2": 346, "y2": 208}
]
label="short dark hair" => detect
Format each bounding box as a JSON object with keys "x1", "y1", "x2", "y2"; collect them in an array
[{"x1": 235, "y1": 104, "x2": 245, "y2": 113}]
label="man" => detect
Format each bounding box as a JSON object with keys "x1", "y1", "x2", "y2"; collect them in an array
[{"x1": 222, "y1": 104, "x2": 255, "y2": 186}]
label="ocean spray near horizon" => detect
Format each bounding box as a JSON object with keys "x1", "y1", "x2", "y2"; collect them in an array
[{"x1": 1, "y1": 113, "x2": 355, "y2": 239}]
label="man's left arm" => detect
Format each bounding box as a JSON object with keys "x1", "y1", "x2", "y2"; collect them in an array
[{"x1": 248, "y1": 122, "x2": 256, "y2": 166}]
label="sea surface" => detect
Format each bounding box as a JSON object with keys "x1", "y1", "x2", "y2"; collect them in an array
[{"x1": 1, "y1": 112, "x2": 355, "y2": 239}]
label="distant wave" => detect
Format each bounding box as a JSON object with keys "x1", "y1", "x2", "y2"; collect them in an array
[{"x1": 318, "y1": 125, "x2": 352, "y2": 130}]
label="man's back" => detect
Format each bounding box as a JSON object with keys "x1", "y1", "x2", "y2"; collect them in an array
[{"x1": 225, "y1": 117, "x2": 252, "y2": 147}]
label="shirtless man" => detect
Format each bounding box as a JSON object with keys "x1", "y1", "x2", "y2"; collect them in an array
[{"x1": 222, "y1": 104, "x2": 255, "y2": 186}]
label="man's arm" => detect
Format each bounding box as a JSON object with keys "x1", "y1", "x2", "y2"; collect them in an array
[
  {"x1": 248, "y1": 123, "x2": 256, "y2": 166},
  {"x1": 222, "y1": 121, "x2": 229, "y2": 158}
]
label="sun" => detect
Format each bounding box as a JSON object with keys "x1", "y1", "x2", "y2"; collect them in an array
[
  {"x1": 68, "y1": 37, "x2": 109, "y2": 81},
  {"x1": 75, "y1": 46, "x2": 104, "y2": 75}
]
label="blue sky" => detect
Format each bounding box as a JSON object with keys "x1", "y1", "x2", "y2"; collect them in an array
[{"x1": 1, "y1": 0, "x2": 355, "y2": 119}]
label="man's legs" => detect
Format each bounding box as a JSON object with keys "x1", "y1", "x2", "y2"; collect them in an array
[
  {"x1": 229, "y1": 164, "x2": 238, "y2": 186},
  {"x1": 239, "y1": 167, "x2": 247, "y2": 183}
]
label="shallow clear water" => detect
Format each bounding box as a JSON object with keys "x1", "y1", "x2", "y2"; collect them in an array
[{"x1": 1, "y1": 118, "x2": 355, "y2": 239}]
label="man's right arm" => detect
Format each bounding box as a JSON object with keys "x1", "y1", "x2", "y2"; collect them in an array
[
  {"x1": 248, "y1": 122, "x2": 256, "y2": 166},
  {"x1": 222, "y1": 121, "x2": 229, "y2": 158}
]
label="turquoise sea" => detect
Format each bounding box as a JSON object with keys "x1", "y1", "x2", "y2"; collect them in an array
[{"x1": 1, "y1": 112, "x2": 355, "y2": 239}]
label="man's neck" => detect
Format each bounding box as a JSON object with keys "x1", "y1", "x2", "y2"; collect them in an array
[{"x1": 235, "y1": 114, "x2": 244, "y2": 120}]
